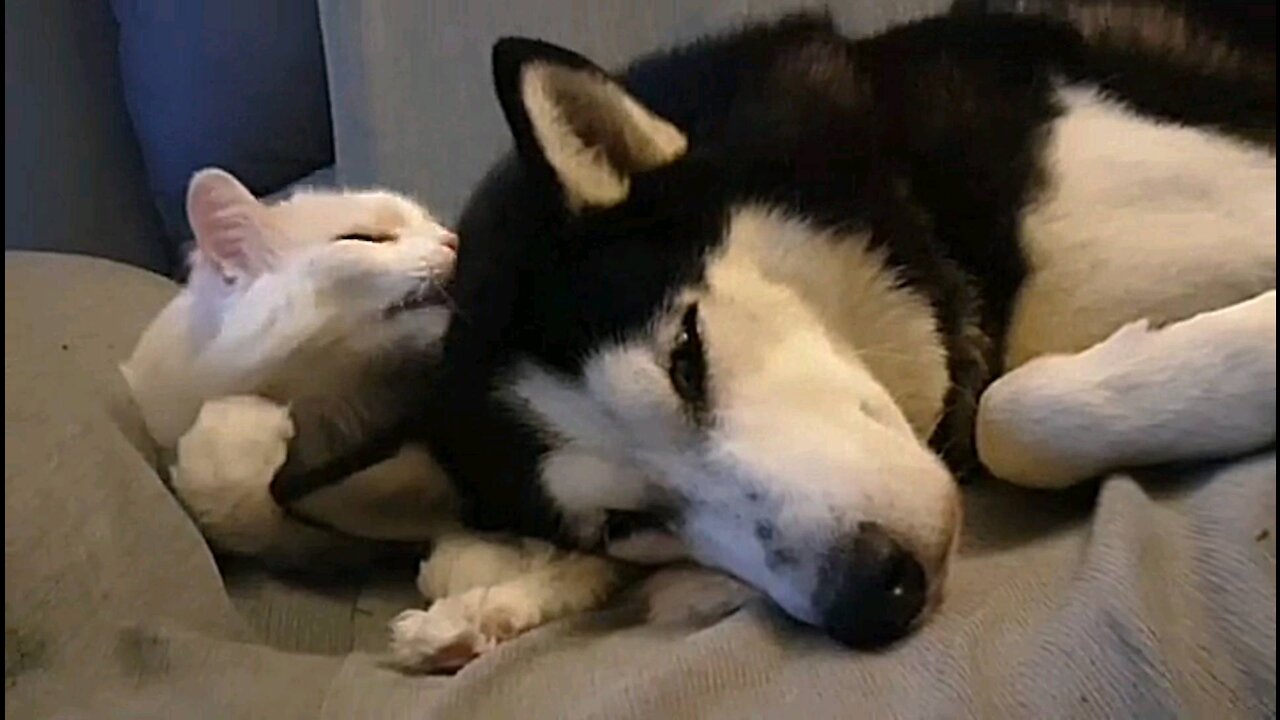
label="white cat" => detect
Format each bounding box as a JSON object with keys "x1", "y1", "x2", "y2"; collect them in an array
[{"x1": 122, "y1": 169, "x2": 621, "y2": 671}]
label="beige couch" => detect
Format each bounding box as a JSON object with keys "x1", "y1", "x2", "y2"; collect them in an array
[
  {"x1": 6, "y1": 1, "x2": 1276, "y2": 716},
  {"x1": 6, "y1": 251, "x2": 1275, "y2": 718}
]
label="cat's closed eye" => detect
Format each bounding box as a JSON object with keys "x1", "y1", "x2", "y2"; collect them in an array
[{"x1": 336, "y1": 232, "x2": 396, "y2": 243}]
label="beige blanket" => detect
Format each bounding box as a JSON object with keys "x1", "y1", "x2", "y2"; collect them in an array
[{"x1": 6, "y1": 252, "x2": 1275, "y2": 719}]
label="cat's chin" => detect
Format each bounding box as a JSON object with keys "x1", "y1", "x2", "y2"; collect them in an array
[{"x1": 383, "y1": 282, "x2": 450, "y2": 318}]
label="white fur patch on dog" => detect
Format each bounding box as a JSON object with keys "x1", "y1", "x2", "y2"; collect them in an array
[{"x1": 1009, "y1": 86, "x2": 1276, "y2": 367}]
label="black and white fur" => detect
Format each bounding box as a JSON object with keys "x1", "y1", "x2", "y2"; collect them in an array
[{"x1": 418, "y1": 3, "x2": 1275, "y2": 648}]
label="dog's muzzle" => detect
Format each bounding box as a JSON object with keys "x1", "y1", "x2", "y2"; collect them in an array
[{"x1": 814, "y1": 522, "x2": 928, "y2": 647}]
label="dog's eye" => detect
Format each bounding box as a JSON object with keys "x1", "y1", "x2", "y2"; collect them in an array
[
  {"x1": 668, "y1": 303, "x2": 709, "y2": 413},
  {"x1": 336, "y1": 232, "x2": 395, "y2": 243}
]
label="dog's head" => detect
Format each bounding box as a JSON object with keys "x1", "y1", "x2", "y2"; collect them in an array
[{"x1": 444, "y1": 36, "x2": 961, "y2": 647}]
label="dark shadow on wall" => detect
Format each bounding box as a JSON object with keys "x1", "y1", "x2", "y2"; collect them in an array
[{"x1": 5, "y1": 0, "x2": 171, "y2": 273}]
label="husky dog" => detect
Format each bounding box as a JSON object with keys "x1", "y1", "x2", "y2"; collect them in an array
[
  {"x1": 122, "y1": 169, "x2": 619, "y2": 671},
  {"x1": 417, "y1": 3, "x2": 1275, "y2": 649}
]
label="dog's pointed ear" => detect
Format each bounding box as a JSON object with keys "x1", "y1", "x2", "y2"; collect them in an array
[
  {"x1": 492, "y1": 38, "x2": 688, "y2": 210},
  {"x1": 186, "y1": 168, "x2": 275, "y2": 279}
]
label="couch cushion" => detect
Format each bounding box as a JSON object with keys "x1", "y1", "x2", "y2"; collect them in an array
[
  {"x1": 5, "y1": 252, "x2": 1274, "y2": 718},
  {"x1": 110, "y1": 1, "x2": 335, "y2": 251}
]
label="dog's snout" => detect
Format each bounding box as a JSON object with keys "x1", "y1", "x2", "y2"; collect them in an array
[{"x1": 816, "y1": 522, "x2": 927, "y2": 647}]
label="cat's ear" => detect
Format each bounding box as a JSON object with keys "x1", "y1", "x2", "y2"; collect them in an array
[
  {"x1": 186, "y1": 168, "x2": 274, "y2": 278},
  {"x1": 491, "y1": 38, "x2": 687, "y2": 210}
]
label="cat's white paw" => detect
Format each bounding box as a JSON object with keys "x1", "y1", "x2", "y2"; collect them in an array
[
  {"x1": 387, "y1": 585, "x2": 543, "y2": 673},
  {"x1": 171, "y1": 395, "x2": 294, "y2": 555}
]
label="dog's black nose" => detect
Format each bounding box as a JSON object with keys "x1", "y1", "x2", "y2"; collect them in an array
[{"x1": 816, "y1": 522, "x2": 927, "y2": 647}]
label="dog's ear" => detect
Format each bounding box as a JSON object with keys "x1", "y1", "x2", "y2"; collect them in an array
[
  {"x1": 186, "y1": 168, "x2": 276, "y2": 279},
  {"x1": 492, "y1": 38, "x2": 688, "y2": 211}
]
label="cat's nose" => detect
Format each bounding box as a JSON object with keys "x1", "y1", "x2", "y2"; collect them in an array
[{"x1": 440, "y1": 231, "x2": 459, "y2": 252}]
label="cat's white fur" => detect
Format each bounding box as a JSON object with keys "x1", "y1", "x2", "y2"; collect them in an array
[
  {"x1": 121, "y1": 169, "x2": 623, "y2": 671},
  {"x1": 123, "y1": 169, "x2": 455, "y2": 448}
]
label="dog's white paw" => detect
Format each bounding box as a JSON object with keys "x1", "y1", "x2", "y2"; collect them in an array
[
  {"x1": 415, "y1": 534, "x2": 558, "y2": 601},
  {"x1": 171, "y1": 395, "x2": 295, "y2": 554},
  {"x1": 387, "y1": 585, "x2": 542, "y2": 673}
]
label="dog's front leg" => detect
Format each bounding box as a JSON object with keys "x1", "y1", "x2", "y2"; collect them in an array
[{"x1": 387, "y1": 533, "x2": 622, "y2": 673}]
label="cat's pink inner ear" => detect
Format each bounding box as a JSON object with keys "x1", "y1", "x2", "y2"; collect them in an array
[{"x1": 186, "y1": 169, "x2": 272, "y2": 277}]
